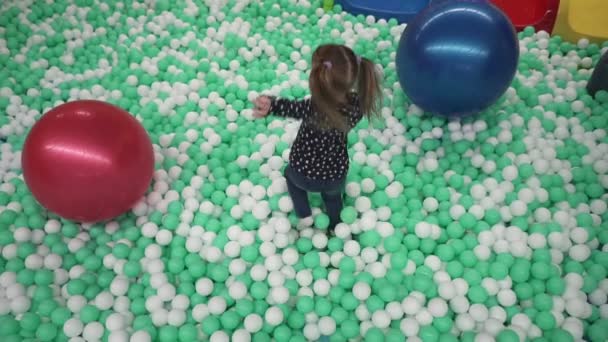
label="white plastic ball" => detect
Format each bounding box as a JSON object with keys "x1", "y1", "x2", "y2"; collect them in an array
[
  {"x1": 106, "y1": 313, "x2": 125, "y2": 331},
  {"x1": 428, "y1": 298, "x2": 448, "y2": 317},
  {"x1": 210, "y1": 331, "x2": 229, "y2": 342},
  {"x1": 195, "y1": 278, "x2": 214, "y2": 296},
  {"x1": 402, "y1": 296, "x2": 422, "y2": 315},
  {"x1": 83, "y1": 322, "x2": 104, "y2": 341},
  {"x1": 130, "y1": 330, "x2": 152, "y2": 342},
  {"x1": 455, "y1": 313, "x2": 475, "y2": 331},
  {"x1": 265, "y1": 306, "x2": 284, "y2": 326},
  {"x1": 400, "y1": 318, "x2": 419, "y2": 337},
  {"x1": 438, "y1": 282, "x2": 457, "y2": 300},
  {"x1": 371, "y1": 310, "x2": 391, "y2": 328},
  {"x1": 469, "y1": 304, "x2": 490, "y2": 322},
  {"x1": 415, "y1": 309, "x2": 433, "y2": 325},
  {"x1": 318, "y1": 316, "x2": 337, "y2": 335},
  {"x1": 208, "y1": 296, "x2": 227, "y2": 315},
  {"x1": 232, "y1": 329, "x2": 251, "y2": 342},
  {"x1": 64, "y1": 318, "x2": 85, "y2": 337}
]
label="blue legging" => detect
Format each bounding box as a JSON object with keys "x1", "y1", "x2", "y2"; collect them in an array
[{"x1": 284, "y1": 165, "x2": 345, "y2": 229}]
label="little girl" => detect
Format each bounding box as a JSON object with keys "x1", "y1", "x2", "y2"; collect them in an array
[{"x1": 253, "y1": 44, "x2": 383, "y2": 230}]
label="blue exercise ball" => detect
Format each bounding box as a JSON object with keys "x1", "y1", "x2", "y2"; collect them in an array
[{"x1": 396, "y1": 0, "x2": 519, "y2": 117}]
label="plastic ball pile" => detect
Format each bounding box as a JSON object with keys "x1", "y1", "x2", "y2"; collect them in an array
[{"x1": 1, "y1": 1, "x2": 608, "y2": 342}]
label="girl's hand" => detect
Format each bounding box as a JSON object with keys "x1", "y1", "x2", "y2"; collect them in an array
[{"x1": 253, "y1": 96, "x2": 272, "y2": 118}]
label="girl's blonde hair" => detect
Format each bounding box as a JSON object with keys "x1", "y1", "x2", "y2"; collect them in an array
[{"x1": 308, "y1": 44, "x2": 383, "y2": 132}]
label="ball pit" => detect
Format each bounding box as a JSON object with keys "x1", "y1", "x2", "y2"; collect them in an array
[{"x1": 0, "y1": 1, "x2": 608, "y2": 342}]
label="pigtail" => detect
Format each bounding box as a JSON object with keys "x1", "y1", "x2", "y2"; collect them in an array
[
  {"x1": 310, "y1": 62, "x2": 349, "y2": 132},
  {"x1": 357, "y1": 57, "x2": 383, "y2": 120}
]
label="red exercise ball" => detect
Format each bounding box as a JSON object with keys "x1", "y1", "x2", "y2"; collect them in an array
[{"x1": 22, "y1": 100, "x2": 155, "y2": 223}]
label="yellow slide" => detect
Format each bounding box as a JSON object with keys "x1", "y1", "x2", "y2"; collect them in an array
[{"x1": 552, "y1": 0, "x2": 608, "y2": 44}]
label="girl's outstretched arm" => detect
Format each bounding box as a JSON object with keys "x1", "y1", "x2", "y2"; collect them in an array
[{"x1": 268, "y1": 97, "x2": 313, "y2": 120}]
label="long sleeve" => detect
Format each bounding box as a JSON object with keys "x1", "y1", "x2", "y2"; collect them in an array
[{"x1": 269, "y1": 97, "x2": 313, "y2": 120}]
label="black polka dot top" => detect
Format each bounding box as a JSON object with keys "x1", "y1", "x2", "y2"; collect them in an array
[{"x1": 269, "y1": 93, "x2": 363, "y2": 181}]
